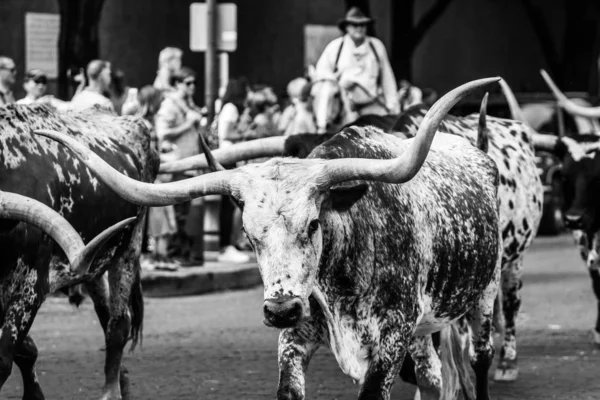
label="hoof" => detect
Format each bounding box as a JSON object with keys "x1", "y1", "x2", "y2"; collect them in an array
[
  {"x1": 494, "y1": 367, "x2": 518, "y2": 382},
  {"x1": 592, "y1": 329, "x2": 600, "y2": 346}
]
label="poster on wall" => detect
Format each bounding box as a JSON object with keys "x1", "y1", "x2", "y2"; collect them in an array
[
  {"x1": 304, "y1": 25, "x2": 340, "y2": 67},
  {"x1": 25, "y1": 12, "x2": 60, "y2": 79}
]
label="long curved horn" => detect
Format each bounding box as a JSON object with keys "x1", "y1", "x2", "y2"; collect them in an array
[
  {"x1": 159, "y1": 136, "x2": 286, "y2": 173},
  {"x1": 477, "y1": 92, "x2": 490, "y2": 153},
  {"x1": 500, "y1": 74, "x2": 563, "y2": 152},
  {"x1": 498, "y1": 78, "x2": 527, "y2": 123},
  {"x1": 320, "y1": 77, "x2": 500, "y2": 186},
  {"x1": 541, "y1": 69, "x2": 600, "y2": 119},
  {"x1": 0, "y1": 190, "x2": 135, "y2": 275},
  {"x1": 199, "y1": 131, "x2": 225, "y2": 172},
  {"x1": 34, "y1": 129, "x2": 236, "y2": 206}
]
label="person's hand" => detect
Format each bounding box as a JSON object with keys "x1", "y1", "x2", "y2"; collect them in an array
[{"x1": 186, "y1": 110, "x2": 202, "y2": 123}]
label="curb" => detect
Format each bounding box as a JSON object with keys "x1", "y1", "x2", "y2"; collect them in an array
[{"x1": 141, "y1": 260, "x2": 262, "y2": 298}]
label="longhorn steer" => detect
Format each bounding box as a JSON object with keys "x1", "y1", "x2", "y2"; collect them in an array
[
  {"x1": 385, "y1": 80, "x2": 544, "y2": 381},
  {"x1": 0, "y1": 104, "x2": 157, "y2": 400},
  {"x1": 160, "y1": 79, "x2": 543, "y2": 383},
  {"x1": 539, "y1": 70, "x2": 600, "y2": 345},
  {"x1": 39, "y1": 78, "x2": 501, "y2": 399}
]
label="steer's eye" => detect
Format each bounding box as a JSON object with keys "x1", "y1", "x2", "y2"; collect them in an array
[{"x1": 308, "y1": 219, "x2": 320, "y2": 236}]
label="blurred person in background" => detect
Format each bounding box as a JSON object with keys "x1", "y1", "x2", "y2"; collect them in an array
[
  {"x1": 16, "y1": 69, "x2": 69, "y2": 110},
  {"x1": 315, "y1": 7, "x2": 399, "y2": 116},
  {"x1": 239, "y1": 85, "x2": 281, "y2": 141},
  {"x1": 216, "y1": 77, "x2": 250, "y2": 146},
  {"x1": 214, "y1": 77, "x2": 251, "y2": 263},
  {"x1": 278, "y1": 77, "x2": 316, "y2": 135},
  {"x1": 134, "y1": 85, "x2": 181, "y2": 270},
  {"x1": 70, "y1": 59, "x2": 115, "y2": 112},
  {"x1": 0, "y1": 56, "x2": 16, "y2": 106},
  {"x1": 154, "y1": 47, "x2": 183, "y2": 94},
  {"x1": 108, "y1": 68, "x2": 131, "y2": 115},
  {"x1": 155, "y1": 66, "x2": 204, "y2": 266}
]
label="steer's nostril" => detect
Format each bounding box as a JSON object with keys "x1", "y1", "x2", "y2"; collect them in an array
[{"x1": 262, "y1": 298, "x2": 304, "y2": 328}]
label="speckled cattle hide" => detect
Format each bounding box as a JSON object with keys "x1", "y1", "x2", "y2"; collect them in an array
[
  {"x1": 0, "y1": 104, "x2": 158, "y2": 399},
  {"x1": 393, "y1": 104, "x2": 543, "y2": 380},
  {"x1": 232, "y1": 126, "x2": 501, "y2": 399}
]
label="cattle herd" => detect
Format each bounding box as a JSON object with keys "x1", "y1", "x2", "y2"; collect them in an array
[{"x1": 1, "y1": 71, "x2": 600, "y2": 399}]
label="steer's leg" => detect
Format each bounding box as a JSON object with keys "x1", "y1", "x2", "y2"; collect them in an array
[
  {"x1": 277, "y1": 324, "x2": 320, "y2": 400},
  {"x1": 589, "y1": 268, "x2": 600, "y2": 345},
  {"x1": 407, "y1": 335, "x2": 442, "y2": 400},
  {"x1": 580, "y1": 231, "x2": 600, "y2": 345},
  {"x1": 358, "y1": 332, "x2": 408, "y2": 400},
  {"x1": 14, "y1": 334, "x2": 45, "y2": 400},
  {"x1": 469, "y1": 263, "x2": 499, "y2": 400},
  {"x1": 0, "y1": 265, "x2": 43, "y2": 391},
  {"x1": 495, "y1": 258, "x2": 522, "y2": 382},
  {"x1": 99, "y1": 254, "x2": 140, "y2": 400}
]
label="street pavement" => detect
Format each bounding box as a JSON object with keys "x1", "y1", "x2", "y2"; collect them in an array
[{"x1": 4, "y1": 233, "x2": 600, "y2": 399}]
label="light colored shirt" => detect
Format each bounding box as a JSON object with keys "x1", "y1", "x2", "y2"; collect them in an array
[
  {"x1": 155, "y1": 95, "x2": 200, "y2": 159},
  {"x1": 279, "y1": 103, "x2": 317, "y2": 135},
  {"x1": 216, "y1": 102, "x2": 240, "y2": 147},
  {"x1": 316, "y1": 35, "x2": 399, "y2": 114},
  {"x1": 70, "y1": 89, "x2": 115, "y2": 113}
]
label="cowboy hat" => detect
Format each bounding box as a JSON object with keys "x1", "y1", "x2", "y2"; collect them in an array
[{"x1": 338, "y1": 7, "x2": 374, "y2": 31}]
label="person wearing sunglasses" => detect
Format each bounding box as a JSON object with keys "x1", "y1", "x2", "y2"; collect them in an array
[
  {"x1": 155, "y1": 66, "x2": 205, "y2": 267},
  {"x1": 16, "y1": 69, "x2": 70, "y2": 111},
  {"x1": 0, "y1": 56, "x2": 16, "y2": 106}
]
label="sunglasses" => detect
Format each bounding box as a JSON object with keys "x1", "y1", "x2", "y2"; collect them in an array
[{"x1": 32, "y1": 78, "x2": 48, "y2": 84}]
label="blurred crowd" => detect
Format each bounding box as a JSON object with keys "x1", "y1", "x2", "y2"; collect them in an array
[
  {"x1": 0, "y1": 48, "x2": 320, "y2": 271},
  {"x1": 0, "y1": 8, "x2": 440, "y2": 271}
]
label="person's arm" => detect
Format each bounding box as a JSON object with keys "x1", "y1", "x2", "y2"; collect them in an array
[
  {"x1": 374, "y1": 39, "x2": 400, "y2": 114},
  {"x1": 315, "y1": 38, "x2": 340, "y2": 78},
  {"x1": 155, "y1": 103, "x2": 200, "y2": 142}
]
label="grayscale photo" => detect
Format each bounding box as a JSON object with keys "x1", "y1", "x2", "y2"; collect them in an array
[{"x1": 0, "y1": 0, "x2": 599, "y2": 399}]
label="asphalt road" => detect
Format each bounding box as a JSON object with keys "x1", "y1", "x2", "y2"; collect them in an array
[{"x1": 4, "y1": 233, "x2": 600, "y2": 399}]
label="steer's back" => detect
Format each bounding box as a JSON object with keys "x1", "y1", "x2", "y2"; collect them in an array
[
  {"x1": 396, "y1": 106, "x2": 542, "y2": 267},
  {"x1": 0, "y1": 104, "x2": 159, "y2": 278},
  {"x1": 312, "y1": 127, "x2": 501, "y2": 323}
]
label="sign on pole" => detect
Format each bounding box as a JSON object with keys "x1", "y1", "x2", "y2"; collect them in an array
[
  {"x1": 190, "y1": 3, "x2": 237, "y2": 52},
  {"x1": 25, "y1": 13, "x2": 60, "y2": 78}
]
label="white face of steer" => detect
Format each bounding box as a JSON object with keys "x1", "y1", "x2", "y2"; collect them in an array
[{"x1": 233, "y1": 160, "x2": 366, "y2": 329}]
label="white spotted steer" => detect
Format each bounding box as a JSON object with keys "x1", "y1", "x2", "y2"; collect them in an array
[{"x1": 37, "y1": 78, "x2": 502, "y2": 400}]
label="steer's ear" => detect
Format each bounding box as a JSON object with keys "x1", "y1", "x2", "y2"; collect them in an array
[{"x1": 328, "y1": 182, "x2": 369, "y2": 212}]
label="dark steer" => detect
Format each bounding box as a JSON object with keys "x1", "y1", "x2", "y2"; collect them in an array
[
  {"x1": 40, "y1": 78, "x2": 501, "y2": 399},
  {"x1": 540, "y1": 70, "x2": 600, "y2": 345},
  {"x1": 0, "y1": 104, "x2": 158, "y2": 400}
]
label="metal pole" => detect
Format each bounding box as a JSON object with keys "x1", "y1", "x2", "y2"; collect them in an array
[{"x1": 205, "y1": 0, "x2": 218, "y2": 124}]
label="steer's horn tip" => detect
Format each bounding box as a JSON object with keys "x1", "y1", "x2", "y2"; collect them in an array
[{"x1": 72, "y1": 216, "x2": 138, "y2": 275}]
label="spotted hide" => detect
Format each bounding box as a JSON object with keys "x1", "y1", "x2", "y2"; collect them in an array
[
  {"x1": 258, "y1": 126, "x2": 499, "y2": 400},
  {"x1": 44, "y1": 124, "x2": 502, "y2": 399},
  {"x1": 392, "y1": 104, "x2": 543, "y2": 381},
  {"x1": 39, "y1": 78, "x2": 503, "y2": 399},
  {"x1": 0, "y1": 104, "x2": 158, "y2": 400}
]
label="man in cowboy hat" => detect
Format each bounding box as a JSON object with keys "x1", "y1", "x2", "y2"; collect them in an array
[{"x1": 314, "y1": 7, "x2": 399, "y2": 116}]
